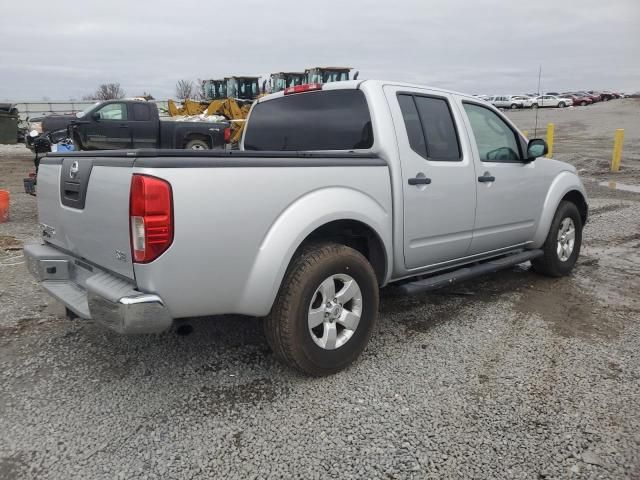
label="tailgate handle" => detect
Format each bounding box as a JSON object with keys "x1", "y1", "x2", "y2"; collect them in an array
[{"x1": 63, "y1": 181, "x2": 81, "y2": 200}]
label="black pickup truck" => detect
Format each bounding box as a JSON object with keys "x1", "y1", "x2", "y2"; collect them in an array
[{"x1": 28, "y1": 100, "x2": 229, "y2": 151}]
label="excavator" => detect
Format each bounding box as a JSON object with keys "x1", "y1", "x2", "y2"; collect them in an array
[{"x1": 168, "y1": 68, "x2": 356, "y2": 144}]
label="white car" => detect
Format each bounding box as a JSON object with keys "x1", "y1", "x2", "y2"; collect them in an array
[
  {"x1": 489, "y1": 95, "x2": 527, "y2": 109},
  {"x1": 530, "y1": 95, "x2": 573, "y2": 108}
]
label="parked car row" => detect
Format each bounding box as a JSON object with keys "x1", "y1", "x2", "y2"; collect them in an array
[{"x1": 478, "y1": 89, "x2": 624, "y2": 109}]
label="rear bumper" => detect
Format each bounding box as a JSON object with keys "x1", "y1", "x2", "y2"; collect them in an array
[{"x1": 24, "y1": 243, "x2": 173, "y2": 334}]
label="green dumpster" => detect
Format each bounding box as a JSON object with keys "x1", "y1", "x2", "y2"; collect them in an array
[{"x1": 0, "y1": 104, "x2": 19, "y2": 144}]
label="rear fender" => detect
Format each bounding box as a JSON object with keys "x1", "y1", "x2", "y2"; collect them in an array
[
  {"x1": 237, "y1": 187, "x2": 391, "y2": 316},
  {"x1": 174, "y1": 125, "x2": 224, "y2": 148},
  {"x1": 531, "y1": 171, "x2": 587, "y2": 248}
]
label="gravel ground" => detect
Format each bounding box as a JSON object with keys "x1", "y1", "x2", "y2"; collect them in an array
[{"x1": 1, "y1": 100, "x2": 639, "y2": 479}]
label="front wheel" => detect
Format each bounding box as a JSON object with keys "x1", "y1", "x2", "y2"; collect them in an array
[
  {"x1": 531, "y1": 103, "x2": 538, "y2": 109},
  {"x1": 532, "y1": 201, "x2": 583, "y2": 277},
  {"x1": 264, "y1": 242, "x2": 379, "y2": 376},
  {"x1": 558, "y1": 102, "x2": 566, "y2": 108},
  {"x1": 510, "y1": 103, "x2": 518, "y2": 109},
  {"x1": 581, "y1": 101, "x2": 587, "y2": 106}
]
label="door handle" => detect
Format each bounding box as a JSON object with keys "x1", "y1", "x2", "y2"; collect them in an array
[
  {"x1": 478, "y1": 175, "x2": 495, "y2": 183},
  {"x1": 408, "y1": 177, "x2": 432, "y2": 185},
  {"x1": 119, "y1": 123, "x2": 128, "y2": 128}
]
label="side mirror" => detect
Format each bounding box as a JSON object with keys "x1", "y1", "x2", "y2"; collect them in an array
[
  {"x1": 91, "y1": 112, "x2": 100, "y2": 121},
  {"x1": 527, "y1": 138, "x2": 548, "y2": 160}
]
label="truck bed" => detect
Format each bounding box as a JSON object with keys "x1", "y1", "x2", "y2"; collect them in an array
[{"x1": 34, "y1": 149, "x2": 392, "y2": 321}]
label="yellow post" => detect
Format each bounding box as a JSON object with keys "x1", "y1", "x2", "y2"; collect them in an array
[
  {"x1": 523, "y1": 130, "x2": 528, "y2": 138},
  {"x1": 611, "y1": 129, "x2": 625, "y2": 172},
  {"x1": 545, "y1": 123, "x2": 554, "y2": 158}
]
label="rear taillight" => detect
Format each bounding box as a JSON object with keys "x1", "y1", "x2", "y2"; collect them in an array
[
  {"x1": 224, "y1": 127, "x2": 231, "y2": 143},
  {"x1": 129, "y1": 174, "x2": 173, "y2": 263},
  {"x1": 283, "y1": 83, "x2": 323, "y2": 95}
]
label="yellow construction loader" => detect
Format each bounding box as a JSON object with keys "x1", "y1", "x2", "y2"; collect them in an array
[{"x1": 169, "y1": 76, "x2": 262, "y2": 144}]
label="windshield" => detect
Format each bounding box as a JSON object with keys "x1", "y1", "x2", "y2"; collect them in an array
[
  {"x1": 227, "y1": 79, "x2": 258, "y2": 99},
  {"x1": 272, "y1": 76, "x2": 287, "y2": 92},
  {"x1": 323, "y1": 71, "x2": 349, "y2": 82},
  {"x1": 307, "y1": 72, "x2": 322, "y2": 83},
  {"x1": 76, "y1": 102, "x2": 100, "y2": 118}
]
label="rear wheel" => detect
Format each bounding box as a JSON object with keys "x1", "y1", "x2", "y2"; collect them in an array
[
  {"x1": 532, "y1": 201, "x2": 582, "y2": 277},
  {"x1": 185, "y1": 139, "x2": 209, "y2": 150},
  {"x1": 580, "y1": 101, "x2": 587, "y2": 106},
  {"x1": 558, "y1": 102, "x2": 566, "y2": 108},
  {"x1": 510, "y1": 103, "x2": 518, "y2": 109},
  {"x1": 264, "y1": 242, "x2": 379, "y2": 376},
  {"x1": 531, "y1": 103, "x2": 538, "y2": 109}
]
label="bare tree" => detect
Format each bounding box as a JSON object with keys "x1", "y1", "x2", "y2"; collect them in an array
[
  {"x1": 195, "y1": 79, "x2": 207, "y2": 100},
  {"x1": 82, "y1": 83, "x2": 126, "y2": 101},
  {"x1": 175, "y1": 79, "x2": 195, "y2": 100}
]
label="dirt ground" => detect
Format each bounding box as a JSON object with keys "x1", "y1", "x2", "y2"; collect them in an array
[{"x1": 0, "y1": 99, "x2": 639, "y2": 479}]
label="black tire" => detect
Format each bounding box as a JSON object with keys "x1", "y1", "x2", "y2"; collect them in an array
[
  {"x1": 532, "y1": 201, "x2": 582, "y2": 277},
  {"x1": 510, "y1": 103, "x2": 518, "y2": 109},
  {"x1": 580, "y1": 101, "x2": 587, "y2": 106},
  {"x1": 558, "y1": 102, "x2": 566, "y2": 108},
  {"x1": 531, "y1": 103, "x2": 538, "y2": 109},
  {"x1": 264, "y1": 242, "x2": 379, "y2": 376},
  {"x1": 185, "y1": 138, "x2": 209, "y2": 150}
]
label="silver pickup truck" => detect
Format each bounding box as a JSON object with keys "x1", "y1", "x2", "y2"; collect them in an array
[{"x1": 25, "y1": 80, "x2": 588, "y2": 375}]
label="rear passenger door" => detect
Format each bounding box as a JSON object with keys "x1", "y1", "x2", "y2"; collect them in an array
[{"x1": 384, "y1": 86, "x2": 477, "y2": 270}]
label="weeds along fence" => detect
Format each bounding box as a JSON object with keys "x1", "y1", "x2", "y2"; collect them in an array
[{"x1": 14, "y1": 101, "x2": 170, "y2": 121}]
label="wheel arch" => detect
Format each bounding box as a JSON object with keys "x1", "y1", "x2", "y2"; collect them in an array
[
  {"x1": 531, "y1": 171, "x2": 588, "y2": 248},
  {"x1": 236, "y1": 187, "x2": 392, "y2": 316},
  {"x1": 300, "y1": 219, "x2": 387, "y2": 285},
  {"x1": 183, "y1": 133, "x2": 211, "y2": 148},
  {"x1": 562, "y1": 189, "x2": 588, "y2": 225}
]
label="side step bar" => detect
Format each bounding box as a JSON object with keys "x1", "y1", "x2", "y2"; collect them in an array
[{"x1": 397, "y1": 249, "x2": 543, "y2": 295}]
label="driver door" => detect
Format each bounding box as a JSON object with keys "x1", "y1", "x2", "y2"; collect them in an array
[
  {"x1": 84, "y1": 102, "x2": 131, "y2": 149},
  {"x1": 459, "y1": 100, "x2": 547, "y2": 254}
]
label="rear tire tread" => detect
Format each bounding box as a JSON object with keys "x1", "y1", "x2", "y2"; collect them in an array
[{"x1": 264, "y1": 242, "x2": 378, "y2": 376}]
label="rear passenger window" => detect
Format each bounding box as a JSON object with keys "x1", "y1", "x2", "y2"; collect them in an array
[
  {"x1": 132, "y1": 104, "x2": 151, "y2": 121},
  {"x1": 397, "y1": 95, "x2": 427, "y2": 157},
  {"x1": 398, "y1": 94, "x2": 461, "y2": 161}
]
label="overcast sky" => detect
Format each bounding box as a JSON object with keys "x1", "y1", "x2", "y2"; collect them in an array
[{"x1": 2, "y1": 0, "x2": 639, "y2": 100}]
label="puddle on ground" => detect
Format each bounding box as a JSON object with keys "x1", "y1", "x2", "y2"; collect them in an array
[
  {"x1": 599, "y1": 181, "x2": 640, "y2": 193},
  {"x1": 387, "y1": 256, "x2": 631, "y2": 341},
  {"x1": 513, "y1": 274, "x2": 617, "y2": 340}
]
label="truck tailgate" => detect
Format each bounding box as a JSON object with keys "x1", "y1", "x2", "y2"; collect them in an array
[{"x1": 37, "y1": 156, "x2": 135, "y2": 279}]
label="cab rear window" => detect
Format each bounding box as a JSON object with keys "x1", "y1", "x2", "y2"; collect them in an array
[{"x1": 243, "y1": 90, "x2": 373, "y2": 151}]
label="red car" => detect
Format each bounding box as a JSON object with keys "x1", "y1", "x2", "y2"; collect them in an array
[
  {"x1": 575, "y1": 91, "x2": 601, "y2": 102},
  {"x1": 562, "y1": 93, "x2": 593, "y2": 106}
]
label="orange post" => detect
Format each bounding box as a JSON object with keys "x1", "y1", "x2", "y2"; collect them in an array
[{"x1": 0, "y1": 190, "x2": 9, "y2": 223}]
